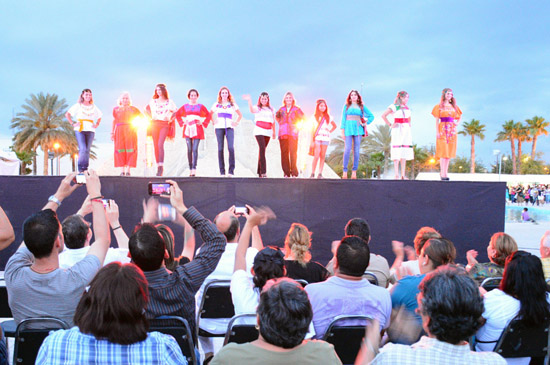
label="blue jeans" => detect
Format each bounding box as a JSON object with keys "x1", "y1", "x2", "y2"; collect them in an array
[
  {"x1": 343, "y1": 135, "x2": 362, "y2": 172},
  {"x1": 215, "y1": 128, "x2": 235, "y2": 175},
  {"x1": 75, "y1": 131, "x2": 95, "y2": 172},
  {"x1": 186, "y1": 138, "x2": 200, "y2": 170}
]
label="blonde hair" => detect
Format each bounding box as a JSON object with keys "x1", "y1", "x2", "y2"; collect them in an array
[
  {"x1": 394, "y1": 91, "x2": 408, "y2": 106},
  {"x1": 490, "y1": 232, "x2": 518, "y2": 266},
  {"x1": 284, "y1": 223, "x2": 311, "y2": 266},
  {"x1": 439, "y1": 88, "x2": 458, "y2": 111},
  {"x1": 117, "y1": 91, "x2": 132, "y2": 106},
  {"x1": 282, "y1": 92, "x2": 296, "y2": 108}
]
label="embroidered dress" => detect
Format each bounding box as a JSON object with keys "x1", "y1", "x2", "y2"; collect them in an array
[
  {"x1": 211, "y1": 102, "x2": 240, "y2": 129},
  {"x1": 175, "y1": 104, "x2": 211, "y2": 139},
  {"x1": 388, "y1": 104, "x2": 414, "y2": 160},
  {"x1": 275, "y1": 105, "x2": 305, "y2": 177},
  {"x1": 431, "y1": 104, "x2": 462, "y2": 159},
  {"x1": 112, "y1": 106, "x2": 141, "y2": 167},
  {"x1": 67, "y1": 103, "x2": 102, "y2": 132},
  {"x1": 146, "y1": 99, "x2": 177, "y2": 164},
  {"x1": 314, "y1": 115, "x2": 335, "y2": 143}
]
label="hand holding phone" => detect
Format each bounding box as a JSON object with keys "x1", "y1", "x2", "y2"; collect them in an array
[
  {"x1": 148, "y1": 182, "x2": 171, "y2": 196},
  {"x1": 75, "y1": 173, "x2": 86, "y2": 184}
]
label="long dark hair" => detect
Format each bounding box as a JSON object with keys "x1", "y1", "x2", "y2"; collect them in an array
[
  {"x1": 314, "y1": 99, "x2": 330, "y2": 124},
  {"x1": 153, "y1": 84, "x2": 169, "y2": 99},
  {"x1": 257, "y1": 92, "x2": 272, "y2": 110},
  {"x1": 253, "y1": 246, "x2": 285, "y2": 291},
  {"x1": 500, "y1": 251, "x2": 550, "y2": 325},
  {"x1": 345, "y1": 90, "x2": 364, "y2": 110}
]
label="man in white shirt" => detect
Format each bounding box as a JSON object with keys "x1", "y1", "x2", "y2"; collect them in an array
[{"x1": 59, "y1": 197, "x2": 130, "y2": 268}]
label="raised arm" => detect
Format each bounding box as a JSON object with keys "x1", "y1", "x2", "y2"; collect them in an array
[
  {"x1": 235, "y1": 206, "x2": 275, "y2": 272},
  {"x1": 106, "y1": 200, "x2": 128, "y2": 249},
  {"x1": 0, "y1": 205, "x2": 15, "y2": 250},
  {"x1": 242, "y1": 94, "x2": 257, "y2": 114},
  {"x1": 85, "y1": 170, "x2": 111, "y2": 264},
  {"x1": 43, "y1": 172, "x2": 80, "y2": 212},
  {"x1": 174, "y1": 209, "x2": 196, "y2": 260}
]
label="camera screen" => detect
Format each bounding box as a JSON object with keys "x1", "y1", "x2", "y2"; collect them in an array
[{"x1": 151, "y1": 183, "x2": 171, "y2": 196}]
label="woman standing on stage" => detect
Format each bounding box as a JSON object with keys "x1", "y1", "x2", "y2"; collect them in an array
[
  {"x1": 432, "y1": 88, "x2": 462, "y2": 180},
  {"x1": 275, "y1": 92, "x2": 304, "y2": 178},
  {"x1": 381, "y1": 91, "x2": 414, "y2": 180},
  {"x1": 66, "y1": 89, "x2": 102, "y2": 172},
  {"x1": 341, "y1": 90, "x2": 374, "y2": 179},
  {"x1": 145, "y1": 83, "x2": 177, "y2": 177},
  {"x1": 243, "y1": 92, "x2": 276, "y2": 178},
  {"x1": 174, "y1": 89, "x2": 211, "y2": 177},
  {"x1": 211, "y1": 86, "x2": 242, "y2": 177},
  {"x1": 310, "y1": 99, "x2": 337, "y2": 178},
  {"x1": 111, "y1": 92, "x2": 141, "y2": 176}
]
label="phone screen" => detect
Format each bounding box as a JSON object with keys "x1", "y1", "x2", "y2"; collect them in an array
[
  {"x1": 149, "y1": 182, "x2": 171, "y2": 196},
  {"x1": 75, "y1": 173, "x2": 86, "y2": 184}
]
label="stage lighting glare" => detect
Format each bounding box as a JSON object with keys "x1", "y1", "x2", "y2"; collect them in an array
[
  {"x1": 53, "y1": 142, "x2": 60, "y2": 150},
  {"x1": 132, "y1": 116, "x2": 150, "y2": 129},
  {"x1": 429, "y1": 158, "x2": 436, "y2": 164}
]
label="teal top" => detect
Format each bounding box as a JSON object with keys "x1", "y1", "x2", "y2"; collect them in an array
[{"x1": 340, "y1": 104, "x2": 374, "y2": 136}]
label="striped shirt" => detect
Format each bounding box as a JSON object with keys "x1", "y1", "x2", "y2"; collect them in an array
[
  {"x1": 36, "y1": 327, "x2": 186, "y2": 364},
  {"x1": 143, "y1": 207, "x2": 226, "y2": 340}
]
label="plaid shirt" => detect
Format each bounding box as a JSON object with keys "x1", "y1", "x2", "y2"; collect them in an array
[
  {"x1": 36, "y1": 327, "x2": 186, "y2": 364},
  {"x1": 371, "y1": 336, "x2": 506, "y2": 365},
  {"x1": 144, "y1": 207, "x2": 226, "y2": 339}
]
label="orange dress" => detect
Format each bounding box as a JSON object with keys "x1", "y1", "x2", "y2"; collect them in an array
[{"x1": 431, "y1": 104, "x2": 462, "y2": 159}]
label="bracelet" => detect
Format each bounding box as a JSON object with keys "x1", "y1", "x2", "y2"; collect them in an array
[
  {"x1": 90, "y1": 195, "x2": 104, "y2": 201},
  {"x1": 112, "y1": 226, "x2": 122, "y2": 231}
]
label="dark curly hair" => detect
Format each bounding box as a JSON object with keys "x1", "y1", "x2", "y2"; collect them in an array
[
  {"x1": 257, "y1": 279, "x2": 312, "y2": 348},
  {"x1": 252, "y1": 246, "x2": 285, "y2": 291},
  {"x1": 419, "y1": 265, "x2": 485, "y2": 344}
]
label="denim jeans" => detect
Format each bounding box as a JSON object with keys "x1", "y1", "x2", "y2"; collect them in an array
[
  {"x1": 186, "y1": 138, "x2": 200, "y2": 170},
  {"x1": 215, "y1": 128, "x2": 235, "y2": 175},
  {"x1": 75, "y1": 131, "x2": 95, "y2": 172},
  {"x1": 343, "y1": 135, "x2": 362, "y2": 172}
]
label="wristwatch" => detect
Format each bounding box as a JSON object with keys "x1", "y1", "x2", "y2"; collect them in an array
[{"x1": 48, "y1": 195, "x2": 61, "y2": 206}]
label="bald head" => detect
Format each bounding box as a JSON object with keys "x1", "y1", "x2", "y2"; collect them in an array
[
  {"x1": 540, "y1": 231, "x2": 550, "y2": 258},
  {"x1": 214, "y1": 211, "x2": 240, "y2": 242}
]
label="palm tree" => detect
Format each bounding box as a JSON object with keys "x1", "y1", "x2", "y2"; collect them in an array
[
  {"x1": 408, "y1": 144, "x2": 430, "y2": 179},
  {"x1": 525, "y1": 116, "x2": 549, "y2": 159},
  {"x1": 495, "y1": 120, "x2": 517, "y2": 174},
  {"x1": 363, "y1": 124, "x2": 391, "y2": 177},
  {"x1": 10, "y1": 93, "x2": 75, "y2": 175},
  {"x1": 515, "y1": 122, "x2": 530, "y2": 173},
  {"x1": 458, "y1": 119, "x2": 486, "y2": 173}
]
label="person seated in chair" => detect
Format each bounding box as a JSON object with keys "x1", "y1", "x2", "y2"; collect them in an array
[{"x1": 37, "y1": 262, "x2": 186, "y2": 364}]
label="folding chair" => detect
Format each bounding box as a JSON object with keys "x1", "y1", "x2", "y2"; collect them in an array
[
  {"x1": 295, "y1": 279, "x2": 309, "y2": 288},
  {"x1": 150, "y1": 315, "x2": 197, "y2": 365},
  {"x1": 223, "y1": 314, "x2": 258, "y2": 346},
  {"x1": 363, "y1": 271, "x2": 379, "y2": 286},
  {"x1": 493, "y1": 317, "x2": 550, "y2": 363},
  {"x1": 480, "y1": 277, "x2": 502, "y2": 292},
  {"x1": 0, "y1": 284, "x2": 16, "y2": 338},
  {"x1": 322, "y1": 315, "x2": 372, "y2": 365},
  {"x1": 196, "y1": 280, "x2": 235, "y2": 338},
  {"x1": 13, "y1": 317, "x2": 70, "y2": 365}
]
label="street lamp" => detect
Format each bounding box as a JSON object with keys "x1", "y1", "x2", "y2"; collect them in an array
[
  {"x1": 53, "y1": 142, "x2": 60, "y2": 175},
  {"x1": 493, "y1": 149, "x2": 502, "y2": 181}
]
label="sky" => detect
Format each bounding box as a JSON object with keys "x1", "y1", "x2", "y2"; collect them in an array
[{"x1": 1, "y1": 1, "x2": 549, "y2": 170}]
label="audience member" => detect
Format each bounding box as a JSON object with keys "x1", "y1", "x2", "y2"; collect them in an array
[
  {"x1": 36, "y1": 262, "x2": 186, "y2": 364},
  {"x1": 539, "y1": 231, "x2": 550, "y2": 280},
  {"x1": 60, "y1": 197, "x2": 130, "y2": 268},
  {"x1": 0, "y1": 205, "x2": 15, "y2": 250},
  {"x1": 212, "y1": 278, "x2": 341, "y2": 365},
  {"x1": 196, "y1": 206, "x2": 261, "y2": 361},
  {"x1": 231, "y1": 206, "x2": 281, "y2": 316},
  {"x1": 358, "y1": 265, "x2": 506, "y2": 364},
  {"x1": 306, "y1": 235, "x2": 391, "y2": 339},
  {"x1": 390, "y1": 226, "x2": 441, "y2": 280},
  {"x1": 466, "y1": 232, "x2": 517, "y2": 285},
  {"x1": 475, "y1": 251, "x2": 550, "y2": 364},
  {"x1": 284, "y1": 223, "x2": 328, "y2": 284},
  {"x1": 326, "y1": 218, "x2": 391, "y2": 287},
  {"x1": 390, "y1": 237, "x2": 456, "y2": 336},
  {"x1": 128, "y1": 179, "x2": 225, "y2": 339},
  {"x1": 5, "y1": 171, "x2": 110, "y2": 326},
  {"x1": 142, "y1": 197, "x2": 196, "y2": 268}
]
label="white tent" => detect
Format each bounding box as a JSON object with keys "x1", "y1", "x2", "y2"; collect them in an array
[{"x1": 0, "y1": 150, "x2": 20, "y2": 175}]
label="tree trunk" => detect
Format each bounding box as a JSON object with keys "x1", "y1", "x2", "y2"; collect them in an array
[
  {"x1": 32, "y1": 153, "x2": 37, "y2": 175},
  {"x1": 531, "y1": 135, "x2": 537, "y2": 160},
  {"x1": 510, "y1": 139, "x2": 517, "y2": 174},
  {"x1": 517, "y1": 140, "x2": 522, "y2": 173},
  {"x1": 383, "y1": 154, "x2": 389, "y2": 178},
  {"x1": 470, "y1": 135, "x2": 475, "y2": 173},
  {"x1": 376, "y1": 166, "x2": 381, "y2": 179},
  {"x1": 43, "y1": 147, "x2": 49, "y2": 176}
]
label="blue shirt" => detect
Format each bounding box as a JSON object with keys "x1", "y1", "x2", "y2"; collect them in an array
[
  {"x1": 390, "y1": 274, "x2": 426, "y2": 323},
  {"x1": 340, "y1": 104, "x2": 374, "y2": 136},
  {"x1": 36, "y1": 327, "x2": 187, "y2": 364}
]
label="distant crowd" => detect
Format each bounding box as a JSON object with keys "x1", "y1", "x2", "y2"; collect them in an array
[{"x1": 0, "y1": 171, "x2": 549, "y2": 364}]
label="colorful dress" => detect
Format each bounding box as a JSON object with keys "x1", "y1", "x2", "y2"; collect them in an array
[
  {"x1": 112, "y1": 106, "x2": 141, "y2": 167},
  {"x1": 388, "y1": 104, "x2": 413, "y2": 160},
  {"x1": 174, "y1": 103, "x2": 211, "y2": 172},
  {"x1": 431, "y1": 104, "x2": 462, "y2": 159},
  {"x1": 211, "y1": 102, "x2": 240, "y2": 175},
  {"x1": 275, "y1": 106, "x2": 304, "y2": 177},
  {"x1": 341, "y1": 104, "x2": 374, "y2": 172}
]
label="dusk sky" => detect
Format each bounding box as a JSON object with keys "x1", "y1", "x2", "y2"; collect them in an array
[{"x1": 1, "y1": 1, "x2": 549, "y2": 169}]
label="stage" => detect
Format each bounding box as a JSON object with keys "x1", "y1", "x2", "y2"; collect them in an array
[{"x1": 0, "y1": 176, "x2": 506, "y2": 270}]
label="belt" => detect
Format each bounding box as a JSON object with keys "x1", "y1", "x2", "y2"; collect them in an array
[
  {"x1": 256, "y1": 121, "x2": 272, "y2": 129},
  {"x1": 394, "y1": 118, "x2": 409, "y2": 124}
]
